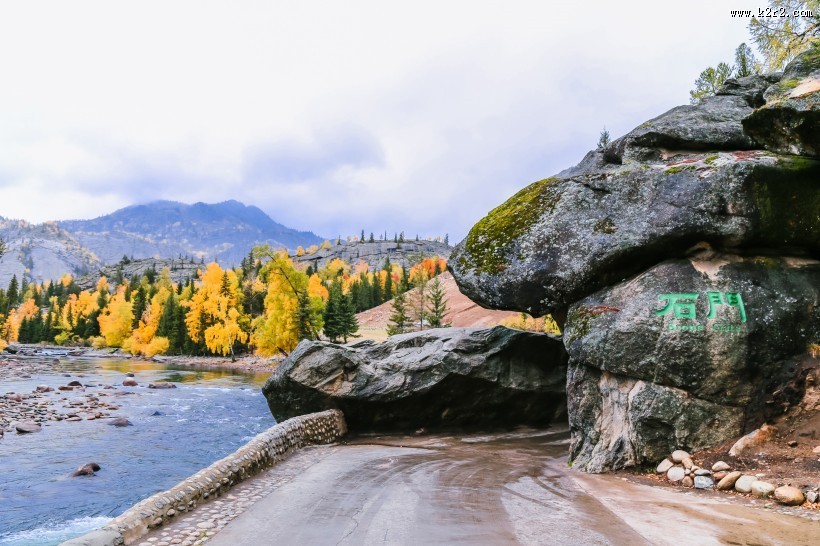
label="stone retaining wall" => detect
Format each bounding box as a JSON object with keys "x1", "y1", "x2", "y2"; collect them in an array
[{"x1": 61, "y1": 410, "x2": 347, "y2": 546}]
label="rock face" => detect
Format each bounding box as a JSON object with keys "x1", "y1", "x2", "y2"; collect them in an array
[
  {"x1": 565, "y1": 256, "x2": 820, "y2": 471},
  {"x1": 292, "y1": 240, "x2": 451, "y2": 272},
  {"x1": 449, "y1": 47, "x2": 820, "y2": 472},
  {"x1": 743, "y1": 44, "x2": 820, "y2": 158},
  {"x1": 263, "y1": 326, "x2": 567, "y2": 430}
]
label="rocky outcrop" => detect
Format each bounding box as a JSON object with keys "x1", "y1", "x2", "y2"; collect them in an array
[
  {"x1": 565, "y1": 256, "x2": 820, "y2": 471},
  {"x1": 292, "y1": 239, "x2": 451, "y2": 272},
  {"x1": 743, "y1": 44, "x2": 820, "y2": 157},
  {"x1": 263, "y1": 326, "x2": 568, "y2": 430},
  {"x1": 450, "y1": 151, "x2": 819, "y2": 317},
  {"x1": 450, "y1": 46, "x2": 820, "y2": 471}
]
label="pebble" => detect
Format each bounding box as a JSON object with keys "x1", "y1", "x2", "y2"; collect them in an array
[
  {"x1": 711, "y1": 461, "x2": 731, "y2": 472},
  {"x1": 681, "y1": 476, "x2": 694, "y2": 488},
  {"x1": 806, "y1": 491, "x2": 818, "y2": 503},
  {"x1": 735, "y1": 475, "x2": 757, "y2": 494},
  {"x1": 656, "y1": 458, "x2": 674, "y2": 474},
  {"x1": 773, "y1": 485, "x2": 805, "y2": 506},
  {"x1": 694, "y1": 476, "x2": 714, "y2": 489},
  {"x1": 751, "y1": 481, "x2": 776, "y2": 499},
  {"x1": 667, "y1": 466, "x2": 686, "y2": 483},
  {"x1": 713, "y1": 471, "x2": 728, "y2": 481},
  {"x1": 717, "y1": 471, "x2": 743, "y2": 491},
  {"x1": 670, "y1": 450, "x2": 690, "y2": 463},
  {"x1": 694, "y1": 469, "x2": 712, "y2": 476},
  {"x1": 681, "y1": 457, "x2": 694, "y2": 470}
]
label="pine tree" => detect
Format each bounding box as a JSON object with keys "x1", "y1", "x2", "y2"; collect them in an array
[
  {"x1": 6, "y1": 275, "x2": 19, "y2": 313},
  {"x1": 131, "y1": 286, "x2": 146, "y2": 328},
  {"x1": 368, "y1": 232, "x2": 374, "y2": 243},
  {"x1": 387, "y1": 290, "x2": 409, "y2": 336},
  {"x1": 597, "y1": 126, "x2": 611, "y2": 150},
  {"x1": 444, "y1": 233, "x2": 449, "y2": 246},
  {"x1": 323, "y1": 280, "x2": 343, "y2": 343},
  {"x1": 426, "y1": 276, "x2": 450, "y2": 328},
  {"x1": 294, "y1": 289, "x2": 319, "y2": 342},
  {"x1": 338, "y1": 291, "x2": 359, "y2": 343},
  {"x1": 383, "y1": 258, "x2": 393, "y2": 301}
]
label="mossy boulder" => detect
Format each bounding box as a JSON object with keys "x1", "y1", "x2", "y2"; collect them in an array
[
  {"x1": 565, "y1": 255, "x2": 820, "y2": 472},
  {"x1": 450, "y1": 151, "x2": 820, "y2": 317},
  {"x1": 743, "y1": 45, "x2": 820, "y2": 158}
]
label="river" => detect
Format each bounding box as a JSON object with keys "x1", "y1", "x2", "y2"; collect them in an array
[{"x1": 0, "y1": 358, "x2": 275, "y2": 546}]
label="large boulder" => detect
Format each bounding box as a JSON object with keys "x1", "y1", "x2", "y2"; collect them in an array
[
  {"x1": 565, "y1": 255, "x2": 820, "y2": 472},
  {"x1": 743, "y1": 45, "x2": 820, "y2": 158},
  {"x1": 263, "y1": 326, "x2": 568, "y2": 430},
  {"x1": 450, "y1": 151, "x2": 820, "y2": 317}
]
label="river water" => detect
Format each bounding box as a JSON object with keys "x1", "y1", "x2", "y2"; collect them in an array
[{"x1": 0, "y1": 359, "x2": 275, "y2": 546}]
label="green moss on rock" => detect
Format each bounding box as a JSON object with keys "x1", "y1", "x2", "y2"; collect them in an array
[
  {"x1": 664, "y1": 165, "x2": 696, "y2": 174},
  {"x1": 462, "y1": 177, "x2": 560, "y2": 274}
]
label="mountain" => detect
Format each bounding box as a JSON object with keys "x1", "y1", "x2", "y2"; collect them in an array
[
  {"x1": 58, "y1": 200, "x2": 323, "y2": 266},
  {"x1": 0, "y1": 219, "x2": 100, "y2": 287}
]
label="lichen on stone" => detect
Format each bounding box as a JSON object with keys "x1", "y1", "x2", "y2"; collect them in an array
[{"x1": 462, "y1": 177, "x2": 560, "y2": 274}]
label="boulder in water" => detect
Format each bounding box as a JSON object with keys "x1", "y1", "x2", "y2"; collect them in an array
[
  {"x1": 72, "y1": 462, "x2": 101, "y2": 477},
  {"x1": 109, "y1": 417, "x2": 133, "y2": 427},
  {"x1": 16, "y1": 421, "x2": 42, "y2": 434},
  {"x1": 122, "y1": 379, "x2": 138, "y2": 387},
  {"x1": 148, "y1": 382, "x2": 177, "y2": 389}
]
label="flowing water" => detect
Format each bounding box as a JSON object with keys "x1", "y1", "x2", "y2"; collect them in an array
[{"x1": 0, "y1": 359, "x2": 275, "y2": 546}]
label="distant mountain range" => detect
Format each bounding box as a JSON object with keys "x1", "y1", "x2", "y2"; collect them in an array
[
  {"x1": 0, "y1": 200, "x2": 323, "y2": 287},
  {"x1": 58, "y1": 200, "x2": 323, "y2": 266}
]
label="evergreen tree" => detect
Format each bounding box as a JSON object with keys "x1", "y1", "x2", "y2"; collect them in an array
[
  {"x1": 131, "y1": 286, "x2": 146, "y2": 328},
  {"x1": 338, "y1": 290, "x2": 359, "y2": 343},
  {"x1": 734, "y1": 42, "x2": 759, "y2": 77},
  {"x1": 6, "y1": 275, "x2": 19, "y2": 313},
  {"x1": 426, "y1": 276, "x2": 450, "y2": 328},
  {"x1": 368, "y1": 232, "x2": 375, "y2": 243},
  {"x1": 597, "y1": 126, "x2": 611, "y2": 150},
  {"x1": 383, "y1": 258, "x2": 393, "y2": 301},
  {"x1": 444, "y1": 233, "x2": 449, "y2": 246},
  {"x1": 323, "y1": 279, "x2": 344, "y2": 342},
  {"x1": 294, "y1": 289, "x2": 319, "y2": 342},
  {"x1": 386, "y1": 290, "x2": 409, "y2": 336}
]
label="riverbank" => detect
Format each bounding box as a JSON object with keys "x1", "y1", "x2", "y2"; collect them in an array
[
  {"x1": 0, "y1": 356, "x2": 276, "y2": 544},
  {"x1": 4, "y1": 344, "x2": 284, "y2": 374}
]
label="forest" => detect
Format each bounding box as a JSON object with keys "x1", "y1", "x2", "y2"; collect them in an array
[{"x1": 0, "y1": 245, "x2": 449, "y2": 358}]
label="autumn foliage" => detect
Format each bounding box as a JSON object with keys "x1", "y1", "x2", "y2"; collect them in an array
[{"x1": 0, "y1": 246, "x2": 450, "y2": 357}]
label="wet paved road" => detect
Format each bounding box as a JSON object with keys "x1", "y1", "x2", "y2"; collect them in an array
[{"x1": 197, "y1": 428, "x2": 817, "y2": 546}]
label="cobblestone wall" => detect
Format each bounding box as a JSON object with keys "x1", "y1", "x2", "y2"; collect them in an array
[{"x1": 62, "y1": 410, "x2": 347, "y2": 546}]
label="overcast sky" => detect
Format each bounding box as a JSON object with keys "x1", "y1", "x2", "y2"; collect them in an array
[{"x1": 0, "y1": 1, "x2": 752, "y2": 242}]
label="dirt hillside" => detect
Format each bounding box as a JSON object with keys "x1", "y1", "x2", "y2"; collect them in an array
[{"x1": 356, "y1": 272, "x2": 518, "y2": 330}]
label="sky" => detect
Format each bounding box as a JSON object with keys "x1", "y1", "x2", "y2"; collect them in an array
[{"x1": 0, "y1": 1, "x2": 753, "y2": 242}]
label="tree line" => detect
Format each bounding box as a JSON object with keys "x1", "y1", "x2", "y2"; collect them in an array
[{"x1": 0, "y1": 246, "x2": 450, "y2": 356}]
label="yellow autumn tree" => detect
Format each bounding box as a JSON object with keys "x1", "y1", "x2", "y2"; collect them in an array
[
  {"x1": 124, "y1": 286, "x2": 171, "y2": 357},
  {"x1": 98, "y1": 286, "x2": 134, "y2": 347},
  {"x1": 251, "y1": 248, "x2": 323, "y2": 357},
  {"x1": 183, "y1": 263, "x2": 248, "y2": 357}
]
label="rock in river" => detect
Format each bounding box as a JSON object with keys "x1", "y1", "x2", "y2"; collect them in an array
[
  {"x1": 263, "y1": 326, "x2": 568, "y2": 430},
  {"x1": 15, "y1": 421, "x2": 42, "y2": 434},
  {"x1": 72, "y1": 463, "x2": 101, "y2": 477}
]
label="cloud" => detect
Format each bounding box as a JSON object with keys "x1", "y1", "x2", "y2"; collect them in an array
[
  {"x1": 243, "y1": 126, "x2": 385, "y2": 183},
  {"x1": 0, "y1": 0, "x2": 753, "y2": 241}
]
